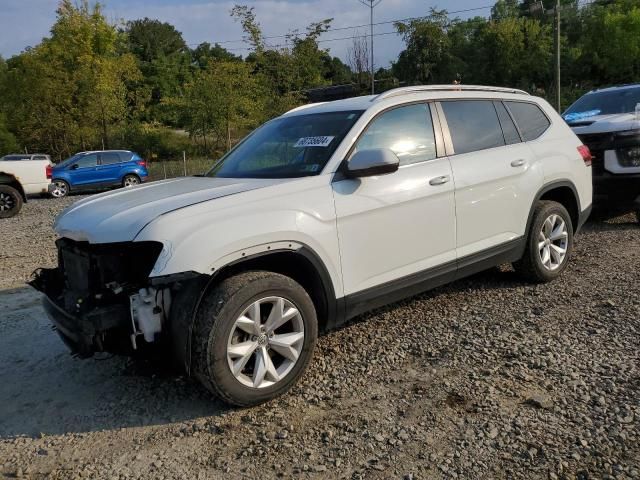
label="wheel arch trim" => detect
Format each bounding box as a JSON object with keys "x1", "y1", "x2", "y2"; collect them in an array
[
  {"x1": 0, "y1": 172, "x2": 27, "y2": 201},
  {"x1": 526, "y1": 180, "x2": 583, "y2": 235},
  {"x1": 169, "y1": 242, "x2": 341, "y2": 375}
]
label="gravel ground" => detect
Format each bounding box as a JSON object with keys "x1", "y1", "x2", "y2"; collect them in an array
[{"x1": 0, "y1": 197, "x2": 638, "y2": 480}]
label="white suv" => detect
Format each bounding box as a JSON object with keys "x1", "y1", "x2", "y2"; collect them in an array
[{"x1": 32, "y1": 85, "x2": 593, "y2": 406}]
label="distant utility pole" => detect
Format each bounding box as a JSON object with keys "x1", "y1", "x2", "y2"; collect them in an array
[
  {"x1": 358, "y1": 0, "x2": 382, "y2": 95},
  {"x1": 555, "y1": 0, "x2": 561, "y2": 112}
]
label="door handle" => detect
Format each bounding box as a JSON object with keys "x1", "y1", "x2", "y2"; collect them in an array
[
  {"x1": 429, "y1": 175, "x2": 450, "y2": 186},
  {"x1": 510, "y1": 159, "x2": 526, "y2": 167}
]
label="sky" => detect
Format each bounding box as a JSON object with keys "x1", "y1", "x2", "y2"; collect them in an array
[{"x1": 0, "y1": 0, "x2": 492, "y2": 68}]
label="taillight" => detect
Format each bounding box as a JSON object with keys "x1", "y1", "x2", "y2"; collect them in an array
[
  {"x1": 46, "y1": 165, "x2": 52, "y2": 179},
  {"x1": 577, "y1": 145, "x2": 592, "y2": 166},
  {"x1": 136, "y1": 160, "x2": 147, "y2": 168}
]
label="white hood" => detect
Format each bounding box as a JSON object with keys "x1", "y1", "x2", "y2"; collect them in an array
[
  {"x1": 568, "y1": 112, "x2": 640, "y2": 135},
  {"x1": 55, "y1": 176, "x2": 289, "y2": 243}
]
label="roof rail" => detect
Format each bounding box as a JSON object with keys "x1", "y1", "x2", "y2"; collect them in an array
[{"x1": 373, "y1": 85, "x2": 530, "y2": 102}]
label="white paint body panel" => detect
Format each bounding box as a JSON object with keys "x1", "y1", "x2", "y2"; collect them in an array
[
  {"x1": 0, "y1": 160, "x2": 51, "y2": 195},
  {"x1": 534, "y1": 99, "x2": 593, "y2": 211},
  {"x1": 450, "y1": 142, "x2": 543, "y2": 258},
  {"x1": 53, "y1": 88, "x2": 592, "y2": 303},
  {"x1": 134, "y1": 175, "x2": 345, "y2": 297},
  {"x1": 333, "y1": 158, "x2": 456, "y2": 295},
  {"x1": 54, "y1": 176, "x2": 291, "y2": 243}
]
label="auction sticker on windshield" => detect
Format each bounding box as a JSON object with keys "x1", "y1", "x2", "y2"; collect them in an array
[{"x1": 294, "y1": 136, "x2": 335, "y2": 148}]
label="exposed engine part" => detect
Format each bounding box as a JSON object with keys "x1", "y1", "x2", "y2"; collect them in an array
[{"x1": 129, "y1": 287, "x2": 172, "y2": 348}]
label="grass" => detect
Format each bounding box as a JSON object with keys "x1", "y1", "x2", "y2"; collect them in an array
[{"x1": 146, "y1": 157, "x2": 215, "y2": 181}]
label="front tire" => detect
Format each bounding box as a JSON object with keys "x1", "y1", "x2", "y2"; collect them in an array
[
  {"x1": 0, "y1": 185, "x2": 23, "y2": 218},
  {"x1": 514, "y1": 200, "x2": 574, "y2": 283},
  {"x1": 192, "y1": 271, "x2": 317, "y2": 407},
  {"x1": 50, "y1": 180, "x2": 69, "y2": 198}
]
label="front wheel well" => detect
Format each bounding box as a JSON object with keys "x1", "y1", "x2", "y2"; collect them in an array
[
  {"x1": 214, "y1": 250, "x2": 332, "y2": 333},
  {"x1": 538, "y1": 186, "x2": 579, "y2": 231}
]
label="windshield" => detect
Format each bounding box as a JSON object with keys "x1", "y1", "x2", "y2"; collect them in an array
[
  {"x1": 207, "y1": 110, "x2": 363, "y2": 179},
  {"x1": 564, "y1": 86, "x2": 640, "y2": 121}
]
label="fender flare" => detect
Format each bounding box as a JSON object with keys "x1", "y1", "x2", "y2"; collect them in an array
[
  {"x1": 0, "y1": 172, "x2": 27, "y2": 202},
  {"x1": 166, "y1": 243, "x2": 339, "y2": 375},
  {"x1": 525, "y1": 180, "x2": 583, "y2": 236}
]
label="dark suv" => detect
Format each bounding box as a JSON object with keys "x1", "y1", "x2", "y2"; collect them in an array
[
  {"x1": 50, "y1": 150, "x2": 149, "y2": 198},
  {"x1": 564, "y1": 84, "x2": 640, "y2": 220}
]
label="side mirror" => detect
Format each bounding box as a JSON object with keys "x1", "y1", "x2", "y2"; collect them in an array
[
  {"x1": 346, "y1": 148, "x2": 400, "y2": 178},
  {"x1": 70, "y1": 164, "x2": 79, "y2": 170}
]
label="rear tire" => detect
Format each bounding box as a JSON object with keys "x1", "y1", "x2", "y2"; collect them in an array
[
  {"x1": 122, "y1": 174, "x2": 140, "y2": 188},
  {"x1": 0, "y1": 185, "x2": 23, "y2": 218},
  {"x1": 514, "y1": 201, "x2": 573, "y2": 283},
  {"x1": 192, "y1": 271, "x2": 317, "y2": 407}
]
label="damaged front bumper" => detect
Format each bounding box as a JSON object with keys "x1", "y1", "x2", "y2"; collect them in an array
[
  {"x1": 30, "y1": 238, "x2": 166, "y2": 357},
  {"x1": 40, "y1": 288, "x2": 130, "y2": 357}
]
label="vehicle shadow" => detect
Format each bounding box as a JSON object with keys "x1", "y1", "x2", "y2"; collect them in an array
[
  {"x1": 0, "y1": 286, "x2": 229, "y2": 438},
  {"x1": 581, "y1": 210, "x2": 638, "y2": 233}
]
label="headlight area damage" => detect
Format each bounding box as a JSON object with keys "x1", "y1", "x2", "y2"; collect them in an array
[{"x1": 30, "y1": 238, "x2": 175, "y2": 358}]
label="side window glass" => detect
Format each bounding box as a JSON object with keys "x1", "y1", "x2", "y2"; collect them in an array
[
  {"x1": 74, "y1": 154, "x2": 98, "y2": 168},
  {"x1": 354, "y1": 103, "x2": 437, "y2": 166},
  {"x1": 120, "y1": 152, "x2": 134, "y2": 162},
  {"x1": 494, "y1": 101, "x2": 521, "y2": 145},
  {"x1": 101, "y1": 152, "x2": 121, "y2": 165},
  {"x1": 441, "y1": 100, "x2": 505, "y2": 155},
  {"x1": 505, "y1": 101, "x2": 551, "y2": 141}
]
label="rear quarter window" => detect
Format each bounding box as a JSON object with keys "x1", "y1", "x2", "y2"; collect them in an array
[
  {"x1": 505, "y1": 101, "x2": 551, "y2": 141},
  {"x1": 119, "y1": 152, "x2": 134, "y2": 162}
]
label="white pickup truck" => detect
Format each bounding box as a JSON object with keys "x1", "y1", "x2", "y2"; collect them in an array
[{"x1": 0, "y1": 159, "x2": 52, "y2": 218}]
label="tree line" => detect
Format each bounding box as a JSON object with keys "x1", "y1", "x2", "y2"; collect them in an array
[{"x1": 0, "y1": 0, "x2": 639, "y2": 161}]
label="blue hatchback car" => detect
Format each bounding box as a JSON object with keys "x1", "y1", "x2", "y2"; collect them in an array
[{"x1": 51, "y1": 150, "x2": 149, "y2": 198}]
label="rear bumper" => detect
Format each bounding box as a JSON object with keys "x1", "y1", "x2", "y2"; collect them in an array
[{"x1": 593, "y1": 172, "x2": 640, "y2": 209}]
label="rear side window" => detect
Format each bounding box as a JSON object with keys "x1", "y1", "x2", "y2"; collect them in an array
[
  {"x1": 101, "y1": 152, "x2": 121, "y2": 165},
  {"x1": 120, "y1": 152, "x2": 134, "y2": 162},
  {"x1": 75, "y1": 154, "x2": 98, "y2": 168},
  {"x1": 505, "y1": 101, "x2": 550, "y2": 141},
  {"x1": 441, "y1": 100, "x2": 505, "y2": 155},
  {"x1": 494, "y1": 102, "x2": 521, "y2": 145},
  {"x1": 354, "y1": 103, "x2": 437, "y2": 166}
]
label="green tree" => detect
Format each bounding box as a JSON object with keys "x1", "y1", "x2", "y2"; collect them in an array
[
  {"x1": 492, "y1": 0, "x2": 520, "y2": 19},
  {"x1": 576, "y1": 1, "x2": 640, "y2": 84},
  {"x1": 393, "y1": 10, "x2": 450, "y2": 84},
  {"x1": 126, "y1": 18, "x2": 187, "y2": 62},
  {"x1": 176, "y1": 60, "x2": 265, "y2": 152},
  {"x1": 0, "y1": 113, "x2": 19, "y2": 156},
  {"x1": 2, "y1": 0, "x2": 143, "y2": 158},
  {"x1": 125, "y1": 18, "x2": 191, "y2": 125},
  {"x1": 192, "y1": 42, "x2": 241, "y2": 68}
]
